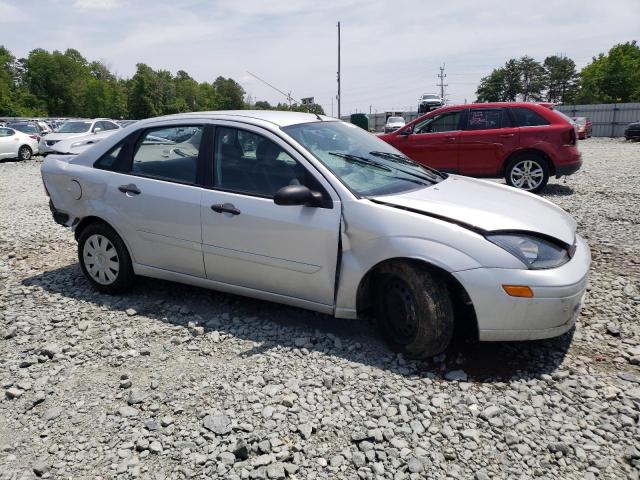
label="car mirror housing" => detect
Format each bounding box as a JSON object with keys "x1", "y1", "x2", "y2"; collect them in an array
[
  {"x1": 398, "y1": 127, "x2": 413, "y2": 136},
  {"x1": 93, "y1": 127, "x2": 102, "y2": 134},
  {"x1": 274, "y1": 184, "x2": 323, "y2": 207}
]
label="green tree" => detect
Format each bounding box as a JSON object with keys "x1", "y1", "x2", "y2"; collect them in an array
[
  {"x1": 476, "y1": 68, "x2": 507, "y2": 102},
  {"x1": 213, "y1": 77, "x2": 245, "y2": 109},
  {"x1": 518, "y1": 56, "x2": 545, "y2": 102},
  {"x1": 254, "y1": 100, "x2": 272, "y2": 109},
  {"x1": 543, "y1": 55, "x2": 578, "y2": 103},
  {"x1": 575, "y1": 41, "x2": 640, "y2": 104},
  {"x1": 128, "y1": 63, "x2": 161, "y2": 119}
]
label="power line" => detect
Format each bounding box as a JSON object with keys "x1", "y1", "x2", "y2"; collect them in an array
[
  {"x1": 245, "y1": 71, "x2": 300, "y2": 109},
  {"x1": 437, "y1": 64, "x2": 448, "y2": 102}
]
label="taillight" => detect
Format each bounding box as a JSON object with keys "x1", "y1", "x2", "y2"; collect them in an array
[
  {"x1": 29, "y1": 135, "x2": 38, "y2": 140},
  {"x1": 562, "y1": 127, "x2": 576, "y2": 146}
]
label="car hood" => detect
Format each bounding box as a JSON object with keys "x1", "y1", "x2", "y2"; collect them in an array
[
  {"x1": 371, "y1": 175, "x2": 576, "y2": 245},
  {"x1": 49, "y1": 130, "x2": 118, "y2": 154},
  {"x1": 386, "y1": 122, "x2": 405, "y2": 127},
  {"x1": 45, "y1": 132, "x2": 91, "y2": 141}
]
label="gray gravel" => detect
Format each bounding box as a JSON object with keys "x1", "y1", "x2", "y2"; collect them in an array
[{"x1": 0, "y1": 138, "x2": 639, "y2": 480}]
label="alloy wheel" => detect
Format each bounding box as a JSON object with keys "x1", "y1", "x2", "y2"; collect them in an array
[
  {"x1": 510, "y1": 159, "x2": 545, "y2": 191},
  {"x1": 19, "y1": 147, "x2": 31, "y2": 160},
  {"x1": 82, "y1": 234, "x2": 120, "y2": 285}
]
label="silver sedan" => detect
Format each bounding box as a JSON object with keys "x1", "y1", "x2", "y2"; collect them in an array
[{"x1": 41, "y1": 111, "x2": 590, "y2": 358}]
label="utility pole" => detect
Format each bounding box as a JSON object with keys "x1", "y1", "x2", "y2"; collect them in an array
[
  {"x1": 337, "y1": 21, "x2": 341, "y2": 119},
  {"x1": 437, "y1": 64, "x2": 448, "y2": 103}
]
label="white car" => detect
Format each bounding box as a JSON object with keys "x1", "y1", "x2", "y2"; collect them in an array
[
  {"x1": 41, "y1": 111, "x2": 590, "y2": 358},
  {"x1": 384, "y1": 116, "x2": 406, "y2": 133},
  {"x1": 0, "y1": 126, "x2": 39, "y2": 160},
  {"x1": 40, "y1": 119, "x2": 120, "y2": 156}
]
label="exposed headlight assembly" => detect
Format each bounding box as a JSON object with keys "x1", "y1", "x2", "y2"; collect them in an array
[{"x1": 487, "y1": 233, "x2": 571, "y2": 270}]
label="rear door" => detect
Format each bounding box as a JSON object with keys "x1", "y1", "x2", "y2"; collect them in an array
[
  {"x1": 457, "y1": 107, "x2": 519, "y2": 175},
  {"x1": 0, "y1": 128, "x2": 18, "y2": 158},
  {"x1": 102, "y1": 124, "x2": 207, "y2": 277},
  {"x1": 200, "y1": 123, "x2": 341, "y2": 307},
  {"x1": 395, "y1": 110, "x2": 462, "y2": 171}
]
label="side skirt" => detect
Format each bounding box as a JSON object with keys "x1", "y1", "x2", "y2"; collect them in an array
[{"x1": 133, "y1": 263, "x2": 334, "y2": 316}]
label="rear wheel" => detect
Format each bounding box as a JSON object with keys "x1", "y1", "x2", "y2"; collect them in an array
[
  {"x1": 78, "y1": 223, "x2": 134, "y2": 294},
  {"x1": 374, "y1": 261, "x2": 454, "y2": 359},
  {"x1": 505, "y1": 154, "x2": 549, "y2": 193},
  {"x1": 18, "y1": 145, "x2": 32, "y2": 161}
]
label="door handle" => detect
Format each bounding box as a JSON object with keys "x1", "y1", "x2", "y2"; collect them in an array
[
  {"x1": 444, "y1": 136, "x2": 456, "y2": 142},
  {"x1": 499, "y1": 133, "x2": 515, "y2": 138},
  {"x1": 118, "y1": 184, "x2": 141, "y2": 195},
  {"x1": 211, "y1": 203, "x2": 241, "y2": 215}
]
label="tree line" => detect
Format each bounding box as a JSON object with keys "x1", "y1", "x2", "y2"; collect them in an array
[
  {"x1": 0, "y1": 46, "x2": 324, "y2": 118},
  {"x1": 476, "y1": 41, "x2": 640, "y2": 104}
]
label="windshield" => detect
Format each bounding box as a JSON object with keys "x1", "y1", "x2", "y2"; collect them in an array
[
  {"x1": 422, "y1": 94, "x2": 439, "y2": 99},
  {"x1": 9, "y1": 123, "x2": 37, "y2": 134},
  {"x1": 283, "y1": 121, "x2": 445, "y2": 196},
  {"x1": 387, "y1": 117, "x2": 404, "y2": 123},
  {"x1": 57, "y1": 121, "x2": 91, "y2": 133}
]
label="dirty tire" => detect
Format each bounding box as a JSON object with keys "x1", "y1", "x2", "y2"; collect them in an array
[
  {"x1": 374, "y1": 261, "x2": 454, "y2": 359},
  {"x1": 77, "y1": 222, "x2": 134, "y2": 294},
  {"x1": 18, "y1": 145, "x2": 32, "y2": 161}
]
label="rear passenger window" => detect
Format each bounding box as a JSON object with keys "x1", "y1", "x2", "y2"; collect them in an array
[
  {"x1": 214, "y1": 127, "x2": 304, "y2": 197},
  {"x1": 511, "y1": 108, "x2": 550, "y2": 127},
  {"x1": 131, "y1": 126, "x2": 203, "y2": 184},
  {"x1": 466, "y1": 109, "x2": 505, "y2": 130},
  {"x1": 95, "y1": 144, "x2": 123, "y2": 170}
]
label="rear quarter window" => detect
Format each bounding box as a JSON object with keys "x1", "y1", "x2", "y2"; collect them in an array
[{"x1": 511, "y1": 108, "x2": 550, "y2": 127}]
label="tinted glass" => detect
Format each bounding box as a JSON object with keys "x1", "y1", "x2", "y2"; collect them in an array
[
  {"x1": 511, "y1": 108, "x2": 549, "y2": 127},
  {"x1": 9, "y1": 123, "x2": 37, "y2": 134},
  {"x1": 466, "y1": 109, "x2": 504, "y2": 130},
  {"x1": 214, "y1": 127, "x2": 303, "y2": 197},
  {"x1": 57, "y1": 121, "x2": 92, "y2": 133},
  {"x1": 0, "y1": 128, "x2": 13, "y2": 137},
  {"x1": 95, "y1": 144, "x2": 123, "y2": 170},
  {"x1": 132, "y1": 126, "x2": 203, "y2": 184},
  {"x1": 414, "y1": 111, "x2": 461, "y2": 134},
  {"x1": 284, "y1": 121, "x2": 444, "y2": 196},
  {"x1": 103, "y1": 121, "x2": 119, "y2": 130}
]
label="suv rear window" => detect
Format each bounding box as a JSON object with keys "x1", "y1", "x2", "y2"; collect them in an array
[{"x1": 510, "y1": 108, "x2": 549, "y2": 127}]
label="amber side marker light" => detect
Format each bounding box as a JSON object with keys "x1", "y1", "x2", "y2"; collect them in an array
[{"x1": 503, "y1": 285, "x2": 534, "y2": 298}]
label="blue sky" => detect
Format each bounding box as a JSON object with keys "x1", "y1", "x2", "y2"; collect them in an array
[{"x1": 1, "y1": 0, "x2": 638, "y2": 116}]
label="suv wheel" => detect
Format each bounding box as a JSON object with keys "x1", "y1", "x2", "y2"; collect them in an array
[
  {"x1": 505, "y1": 154, "x2": 549, "y2": 193},
  {"x1": 374, "y1": 261, "x2": 454, "y2": 359}
]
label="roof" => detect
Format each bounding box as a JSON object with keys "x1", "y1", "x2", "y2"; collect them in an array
[{"x1": 159, "y1": 110, "x2": 337, "y2": 127}]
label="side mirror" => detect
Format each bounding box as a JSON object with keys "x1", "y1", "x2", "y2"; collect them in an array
[
  {"x1": 93, "y1": 127, "x2": 102, "y2": 134},
  {"x1": 398, "y1": 127, "x2": 413, "y2": 136},
  {"x1": 274, "y1": 184, "x2": 323, "y2": 207}
]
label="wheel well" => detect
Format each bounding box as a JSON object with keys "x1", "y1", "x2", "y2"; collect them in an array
[
  {"x1": 74, "y1": 216, "x2": 111, "y2": 241},
  {"x1": 356, "y1": 258, "x2": 478, "y2": 341},
  {"x1": 501, "y1": 149, "x2": 555, "y2": 176}
]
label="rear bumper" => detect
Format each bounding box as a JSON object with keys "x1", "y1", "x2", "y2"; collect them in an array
[
  {"x1": 625, "y1": 129, "x2": 640, "y2": 139},
  {"x1": 555, "y1": 150, "x2": 582, "y2": 178},
  {"x1": 453, "y1": 234, "x2": 590, "y2": 342},
  {"x1": 49, "y1": 200, "x2": 69, "y2": 226}
]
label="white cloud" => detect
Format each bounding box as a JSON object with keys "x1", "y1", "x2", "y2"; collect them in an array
[
  {"x1": 73, "y1": 0, "x2": 119, "y2": 9},
  {"x1": 0, "y1": 1, "x2": 23, "y2": 22}
]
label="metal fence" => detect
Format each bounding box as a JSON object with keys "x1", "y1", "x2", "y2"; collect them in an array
[
  {"x1": 554, "y1": 103, "x2": 640, "y2": 137},
  {"x1": 342, "y1": 103, "x2": 640, "y2": 136}
]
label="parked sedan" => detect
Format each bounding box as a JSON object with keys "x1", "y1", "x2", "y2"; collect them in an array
[
  {"x1": 625, "y1": 121, "x2": 640, "y2": 140},
  {"x1": 384, "y1": 116, "x2": 406, "y2": 133},
  {"x1": 40, "y1": 119, "x2": 120, "y2": 156},
  {"x1": 41, "y1": 111, "x2": 590, "y2": 358},
  {"x1": 571, "y1": 117, "x2": 592, "y2": 139},
  {"x1": 0, "y1": 126, "x2": 38, "y2": 160}
]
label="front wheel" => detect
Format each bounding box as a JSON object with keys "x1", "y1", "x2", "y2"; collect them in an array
[
  {"x1": 18, "y1": 145, "x2": 32, "y2": 161},
  {"x1": 374, "y1": 261, "x2": 454, "y2": 359},
  {"x1": 505, "y1": 155, "x2": 549, "y2": 193},
  {"x1": 78, "y1": 223, "x2": 134, "y2": 294}
]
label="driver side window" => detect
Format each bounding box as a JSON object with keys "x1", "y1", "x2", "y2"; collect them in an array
[{"x1": 414, "y1": 111, "x2": 461, "y2": 134}]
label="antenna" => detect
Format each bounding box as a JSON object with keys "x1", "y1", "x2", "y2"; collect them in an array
[{"x1": 246, "y1": 71, "x2": 301, "y2": 110}]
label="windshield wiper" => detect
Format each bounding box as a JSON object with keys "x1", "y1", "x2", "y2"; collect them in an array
[
  {"x1": 369, "y1": 151, "x2": 448, "y2": 180},
  {"x1": 328, "y1": 152, "x2": 393, "y2": 172}
]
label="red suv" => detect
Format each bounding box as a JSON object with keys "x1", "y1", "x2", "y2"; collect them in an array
[{"x1": 379, "y1": 102, "x2": 581, "y2": 192}]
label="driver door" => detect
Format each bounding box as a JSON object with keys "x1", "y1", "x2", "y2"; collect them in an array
[
  {"x1": 397, "y1": 110, "x2": 462, "y2": 171},
  {"x1": 200, "y1": 124, "x2": 341, "y2": 308}
]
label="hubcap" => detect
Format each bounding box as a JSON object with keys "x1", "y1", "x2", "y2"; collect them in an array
[
  {"x1": 384, "y1": 277, "x2": 418, "y2": 345},
  {"x1": 510, "y1": 160, "x2": 544, "y2": 190},
  {"x1": 20, "y1": 148, "x2": 30, "y2": 160},
  {"x1": 83, "y1": 234, "x2": 119, "y2": 285}
]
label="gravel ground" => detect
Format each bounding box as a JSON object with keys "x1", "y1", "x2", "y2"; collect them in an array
[{"x1": 0, "y1": 138, "x2": 639, "y2": 480}]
